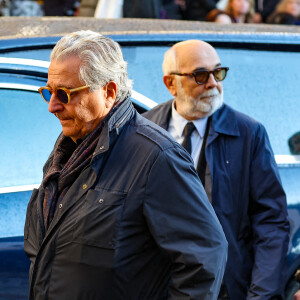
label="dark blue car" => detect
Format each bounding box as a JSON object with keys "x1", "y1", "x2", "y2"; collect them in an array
[{"x1": 0, "y1": 17, "x2": 300, "y2": 299}]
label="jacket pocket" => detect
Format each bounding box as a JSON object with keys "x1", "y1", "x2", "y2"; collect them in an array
[
  {"x1": 24, "y1": 188, "x2": 39, "y2": 240},
  {"x1": 72, "y1": 188, "x2": 126, "y2": 249}
]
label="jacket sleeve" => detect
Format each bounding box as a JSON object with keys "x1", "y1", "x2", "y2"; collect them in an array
[
  {"x1": 143, "y1": 145, "x2": 228, "y2": 300},
  {"x1": 247, "y1": 124, "x2": 290, "y2": 299}
]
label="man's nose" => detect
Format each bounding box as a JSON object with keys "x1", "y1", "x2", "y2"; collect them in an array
[
  {"x1": 48, "y1": 93, "x2": 64, "y2": 114},
  {"x1": 205, "y1": 73, "x2": 218, "y2": 89}
]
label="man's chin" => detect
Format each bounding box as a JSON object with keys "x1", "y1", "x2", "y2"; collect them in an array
[
  {"x1": 191, "y1": 102, "x2": 222, "y2": 118},
  {"x1": 185, "y1": 110, "x2": 211, "y2": 119},
  {"x1": 62, "y1": 127, "x2": 75, "y2": 139},
  {"x1": 203, "y1": 96, "x2": 223, "y2": 116},
  {"x1": 193, "y1": 104, "x2": 213, "y2": 117}
]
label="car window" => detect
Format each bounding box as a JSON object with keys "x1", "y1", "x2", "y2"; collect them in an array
[
  {"x1": 218, "y1": 48, "x2": 300, "y2": 156},
  {"x1": 1, "y1": 44, "x2": 300, "y2": 156},
  {"x1": 1, "y1": 30, "x2": 300, "y2": 154},
  {"x1": 122, "y1": 45, "x2": 300, "y2": 155},
  {"x1": 0, "y1": 88, "x2": 61, "y2": 188}
]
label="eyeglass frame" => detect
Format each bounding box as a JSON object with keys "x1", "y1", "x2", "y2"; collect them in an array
[
  {"x1": 170, "y1": 67, "x2": 229, "y2": 85},
  {"x1": 38, "y1": 85, "x2": 90, "y2": 104}
]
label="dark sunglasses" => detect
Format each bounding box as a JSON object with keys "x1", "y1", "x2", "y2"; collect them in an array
[
  {"x1": 38, "y1": 85, "x2": 90, "y2": 104},
  {"x1": 171, "y1": 67, "x2": 229, "y2": 85}
]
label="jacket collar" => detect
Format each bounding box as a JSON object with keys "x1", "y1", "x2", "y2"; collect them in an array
[
  {"x1": 108, "y1": 96, "x2": 135, "y2": 134},
  {"x1": 211, "y1": 104, "x2": 240, "y2": 137},
  {"x1": 147, "y1": 99, "x2": 240, "y2": 137},
  {"x1": 151, "y1": 99, "x2": 173, "y2": 130},
  {"x1": 93, "y1": 96, "x2": 135, "y2": 157},
  {"x1": 162, "y1": 100, "x2": 240, "y2": 137}
]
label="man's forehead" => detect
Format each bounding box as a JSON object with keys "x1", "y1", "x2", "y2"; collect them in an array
[
  {"x1": 47, "y1": 57, "x2": 81, "y2": 87},
  {"x1": 175, "y1": 42, "x2": 221, "y2": 70},
  {"x1": 49, "y1": 56, "x2": 80, "y2": 71},
  {"x1": 178, "y1": 52, "x2": 221, "y2": 71}
]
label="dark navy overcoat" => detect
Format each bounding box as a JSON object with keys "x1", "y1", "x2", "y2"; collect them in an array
[
  {"x1": 144, "y1": 100, "x2": 290, "y2": 299},
  {"x1": 24, "y1": 98, "x2": 228, "y2": 300}
]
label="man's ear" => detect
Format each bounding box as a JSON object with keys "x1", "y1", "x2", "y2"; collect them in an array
[
  {"x1": 104, "y1": 81, "x2": 117, "y2": 108},
  {"x1": 163, "y1": 75, "x2": 177, "y2": 96}
]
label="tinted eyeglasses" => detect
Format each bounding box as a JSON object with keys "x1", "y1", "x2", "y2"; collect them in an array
[
  {"x1": 38, "y1": 85, "x2": 90, "y2": 104},
  {"x1": 171, "y1": 67, "x2": 229, "y2": 85}
]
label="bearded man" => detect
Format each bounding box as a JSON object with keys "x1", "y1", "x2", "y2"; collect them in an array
[{"x1": 143, "y1": 40, "x2": 289, "y2": 299}]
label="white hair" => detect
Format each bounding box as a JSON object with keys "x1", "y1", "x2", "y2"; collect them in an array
[
  {"x1": 50, "y1": 30, "x2": 132, "y2": 102},
  {"x1": 162, "y1": 47, "x2": 178, "y2": 75}
]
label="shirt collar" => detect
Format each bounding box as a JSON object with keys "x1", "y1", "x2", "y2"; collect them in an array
[{"x1": 171, "y1": 100, "x2": 208, "y2": 138}]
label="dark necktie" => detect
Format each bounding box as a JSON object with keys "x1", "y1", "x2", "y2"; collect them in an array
[
  {"x1": 197, "y1": 117, "x2": 211, "y2": 187},
  {"x1": 182, "y1": 122, "x2": 195, "y2": 154}
]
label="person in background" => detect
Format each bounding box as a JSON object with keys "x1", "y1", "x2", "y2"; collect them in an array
[
  {"x1": 176, "y1": 0, "x2": 219, "y2": 21},
  {"x1": 122, "y1": 0, "x2": 183, "y2": 19},
  {"x1": 290, "y1": 136, "x2": 300, "y2": 300},
  {"x1": 43, "y1": 0, "x2": 80, "y2": 16},
  {"x1": 225, "y1": 0, "x2": 256, "y2": 22},
  {"x1": 295, "y1": 269, "x2": 300, "y2": 300},
  {"x1": 1, "y1": 0, "x2": 43, "y2": 16},
  {"x1": 161, "y1": 0, "x2": 183, "y2": 19},
  {"x1": 0, "y1": 0, "x2": 9, "y2": 16},
  {"x1": 143, "y1": 39, "x2": 290, "y2": 299},
  {"x1": 24, "y1": 30, "x2": 227, "y2": 300},
  {"x1": 288, "y1": 131, "x2": 300, "y2": 154},
  {"x1": 205, "y1": 8, "x2": 233, "y2": 22},
  {"x1": 122, "y1": 0, "x2": 163, "y2": 18},
  {"x1": 78, "y1": 0, "x2": 99, "y2": 16},
  {"x1": 267, "y1": 0, "x2": 300, "y2": 24},
  {"x1": 254, "y1": 0, "x2": 280, "y2": 22},
  {"x1": 79, "y1": 0, "x2": 183, "y2": 19}
]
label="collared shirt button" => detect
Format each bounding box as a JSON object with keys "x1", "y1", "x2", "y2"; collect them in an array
[
  {"x1": 99, "y1": 198, "x2": 104, "y2": 204},
  {"x1": 59, "y1": 203, "x2": 63, "y2": 209},
  {"x1": 100, "y1": 146, "x2": 104, "y2": 150},
  {"x1": 82, "y1": 184, "x2": 87, "y2": 189}
]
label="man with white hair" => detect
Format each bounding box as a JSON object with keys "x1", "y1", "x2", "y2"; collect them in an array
[
  {"x1": 143, "y1": 40, "x2": 290, "y2": 299},
  {"x1": 24, "y1": 31, "x2": 228, "y2": 299}
]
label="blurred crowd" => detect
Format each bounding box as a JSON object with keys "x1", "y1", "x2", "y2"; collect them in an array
[{"x1": 0, "y1": 0, "x2": 300, "y2": 25}]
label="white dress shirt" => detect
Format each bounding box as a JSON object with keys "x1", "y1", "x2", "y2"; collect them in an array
[{"x1": 168, "y1": 101, "x2": 208, "y2": 168}]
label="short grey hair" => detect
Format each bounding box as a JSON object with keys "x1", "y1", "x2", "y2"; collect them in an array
[
  {"x1": 162, "y1": 47, "x2": 178, "y2": 75},
  {"x1": 50, "y1": 30, "x2": 132, "y2": 102}
]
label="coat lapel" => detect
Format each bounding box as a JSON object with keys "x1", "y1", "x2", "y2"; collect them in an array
[{"x1": 143, "y1": 99, "x2": 173, "y2": 130}]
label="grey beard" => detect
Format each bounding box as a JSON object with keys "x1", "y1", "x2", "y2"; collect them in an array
[{"x1": 181, "y1": 88, "x2": 223, "y2": 119}]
